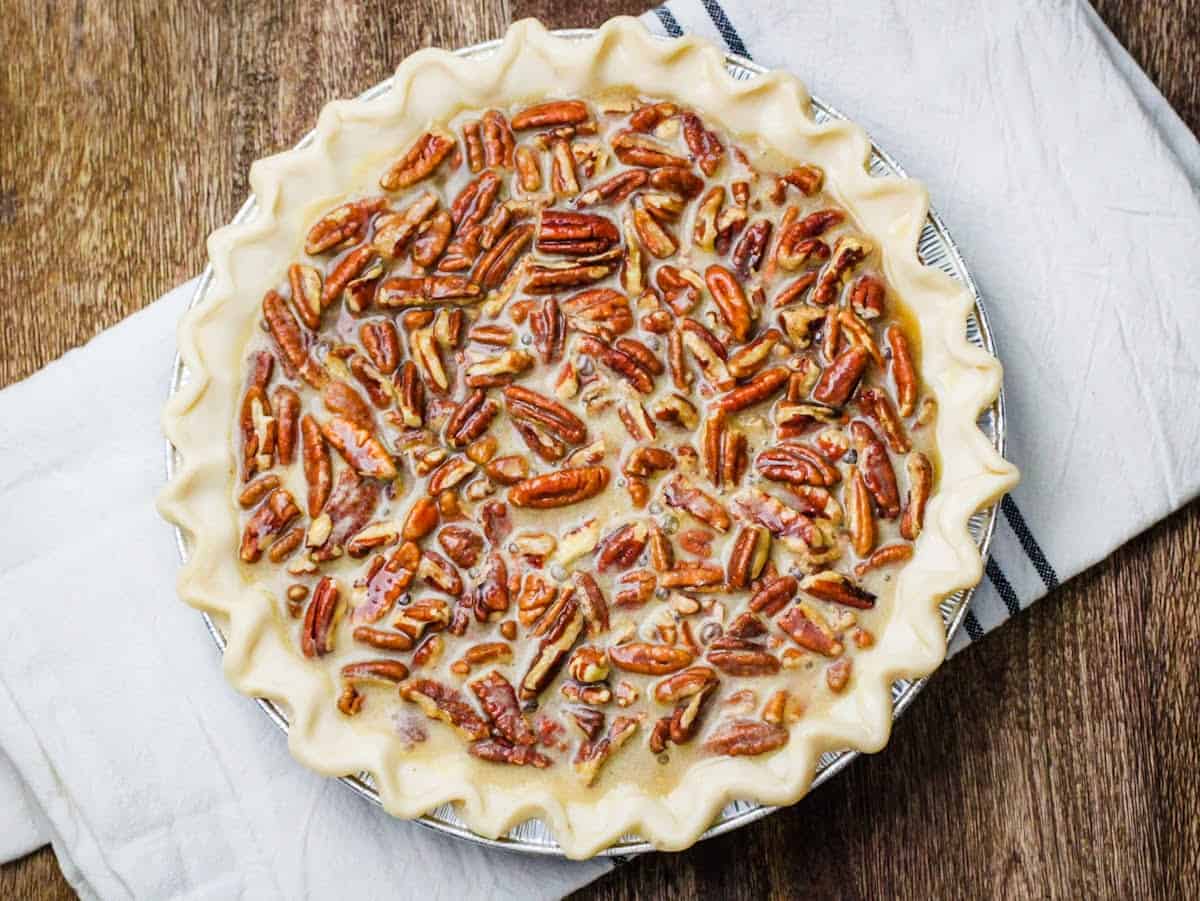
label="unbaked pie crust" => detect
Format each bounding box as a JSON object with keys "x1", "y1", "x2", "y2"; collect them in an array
[{"x1": 158, "y1": 17, "x2": 1019, "y2": 857}]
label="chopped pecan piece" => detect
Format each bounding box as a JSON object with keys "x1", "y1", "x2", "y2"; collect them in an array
[
  {"x1": 777, "y1": 601, "x2": 844, "y2": 657},
  {"x1": 574, "y1": 715, "x2": 639, "y2": 786},
  {"x1": 611, "y1": 129, "x2": 689, "y2": 168},
  {"x1": 438, "y1": 524, "x2": 484, "y2": 569},
  {"x1": 662, "y1": 474, "x2": 731, "y2": 533},
  {"x1": 520, "y1": 594, "x2": 584, "y2": 701},
  {"x1": 597, "y1": 521, "x2": 649, "y2": 573},
  {"x1": 470, "y1": 671, "x2": 535, "y2": 746},
  {"x1": 400, "y1": 678, "x2": 489, "y2": 740},
  {"x1": 469, "y1": 740, "x2": 552, "y2": 768},
  {"x1": 239, "y1": 488, "x2": 300, "y2": 563},
  {"x1": 748, "y1": 574, "x2": 799, "y2": 615}
]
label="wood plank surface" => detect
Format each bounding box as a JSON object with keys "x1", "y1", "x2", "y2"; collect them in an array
[{"x1": 1, "y1": 1, "x2": 1196, "y2": 898}]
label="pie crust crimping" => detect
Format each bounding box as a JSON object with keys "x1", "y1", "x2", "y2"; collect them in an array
[{"x1": 159, "y1": 17, "x2": 1019, "y2": 857}]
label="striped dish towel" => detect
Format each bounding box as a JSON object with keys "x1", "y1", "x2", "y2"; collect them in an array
[{"x1": 642, "y1": 0, "x2": 1200, "y2": 655}]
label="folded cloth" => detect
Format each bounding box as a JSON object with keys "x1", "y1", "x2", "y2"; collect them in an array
[{"x1": 2, "y1": 1, "x2": 1198, "y2": 897}]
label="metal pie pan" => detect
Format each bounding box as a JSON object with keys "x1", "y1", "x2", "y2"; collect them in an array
[{"x1": 166, "y1": 29, "x2": 1007, "y2": 858}]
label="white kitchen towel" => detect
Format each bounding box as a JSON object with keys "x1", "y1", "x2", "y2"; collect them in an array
[{"x1": 2, "y1": 0, "x2": 1198, "y2": 897}]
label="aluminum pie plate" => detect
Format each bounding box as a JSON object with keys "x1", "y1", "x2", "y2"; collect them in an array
[{"x1": 166, "y1": 29, "x2": 1006, "y2": 859}]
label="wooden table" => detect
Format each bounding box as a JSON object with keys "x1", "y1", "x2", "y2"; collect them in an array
[{"x1": 2, "y1": 1, "x2": 1196, "y2": 898}]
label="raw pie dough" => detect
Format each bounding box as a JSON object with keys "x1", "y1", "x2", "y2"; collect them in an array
[{"x1": 158, "y1": 17, "x2": 1019, "y2": 858}]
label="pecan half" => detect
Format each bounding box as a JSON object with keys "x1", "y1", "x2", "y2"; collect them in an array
[
  {"x1": 650, "y1": 165, "x2": 704, "y2": 199},
  {"x1": 512, "y1": 100, "x2": 590, "y2": 130},
  {"x1": 843, "y1": 466, "x2": 874, "y2": 557},
  {"x1": 609, "y1": 642, "x2": 693, "y2": 676},
  {"x1": 859, "y1": 388, "x2": 911, "y2": 453},
  {"x1": 704, "y1": 718, "x2": 789, "y2": 757},
  {"x1": 537, "y1": 209, "x2": 619, "y2": 256},
  {"x1": 503, "y1": 384, "x2": 587, "y2": 444},
  {"x1": 381, "y1": 131, "x2": 455, "y2": 191},
  {"x1": 305, "y1": 197, "x2": 386, "y2": 255},
  {"x1": 850, "y1": 421, "x2": 900, "y2": 518},
  {"x1": 801, "y1": 570, "x2": 877, "y2": 609},
  {"x1": 660, "y1": 563, "x2": 724, "y2": 588},
  {"x1": 755, "y1": 443, "x2": 840, "y2": 487},
  {"x1": 727, "y1": 525, "x2": 771, "y2": 589},
  {"x1": 706, "y1": 638, "x2": 781, "y2": 676},
  {"x1": 713, "y1": 366, "x2": 789, "y2": 414},
  {"x1": 632, "y1": 204, "x2": 677, "y2": 258},
  {"x1": 732, "y1": 220, "x2": 773, "y2": 278},
  {"x1": 577, "y1": 168, "x2": 649, "y2": 207},
  {"x1": 508, "y1": 466, "x2": 610, "y2": 509},
  {"x1": 286, "y1": 264, "x2": 324, "y2": 330},
  {"x1": 443, "y1": 390, "x2": 499, "y2": 449},
  {"x1": 470, "y1": 740, "x2": 552, "y2": 768},
  {"x1": 680, "y1": 112, "x2": 724, "y2": 176},
  {"x1": 301, "y1": 576, "x2": 342, "y2": 657},
  {"x1": 377, "y1": 274, "x2": 483, "y2": 309},
  {"x1": 313, "y1": 468, "x2": 383, "y2": 562},
  {"x1": 299, "y1": 414, "x2": 332, "y2": 516},
  {"x1": 900, "y1": 451, "x2": 933, "y2": 540},
  {"x1": 783, "y1": 165, "x2": 824, "y2": 196},
  {"x1": 812, "y1": 235, "x2": 872, "y2": 305},
  {"x1": 574, "y1": 571, "x2": 610, "y2": 637},
  {"x1": 812, "y1": 346, "x2": 870, "y2": 407},
  {"x1": 854, "y1": 543, "x2": 914, "y2": 576},
  {"x1": 560, "y1": 287, "x2": 633, "y2": 337},
  {"x1": 703, "y1": 265, "x2": 753, "y2": 341},
  {"x1": 262, "y1": 290, "x2": 325, "y2": 389},
  {"x1": 886, "y1": 325, "x2": 918, "y2": 416},
  {"x1": 526, "y1": 252, "x2": 620, "y2": 293},
  {"x1": 474, "y1": 223, "x2": 535, "y2": 289}
]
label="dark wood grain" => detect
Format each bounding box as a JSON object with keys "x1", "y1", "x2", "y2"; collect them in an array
[{"x1": 1, "y1": 1, "x2": 1197, "y2": 899}]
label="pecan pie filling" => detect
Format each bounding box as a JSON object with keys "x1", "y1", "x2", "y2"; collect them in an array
[{"x1": 234, "y1": 93, "x2": 938, "y2": 788}]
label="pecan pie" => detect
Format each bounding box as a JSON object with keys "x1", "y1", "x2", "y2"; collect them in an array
[{"x1": 160, "y1": 18, "x2": 1018, "y2": 857}]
